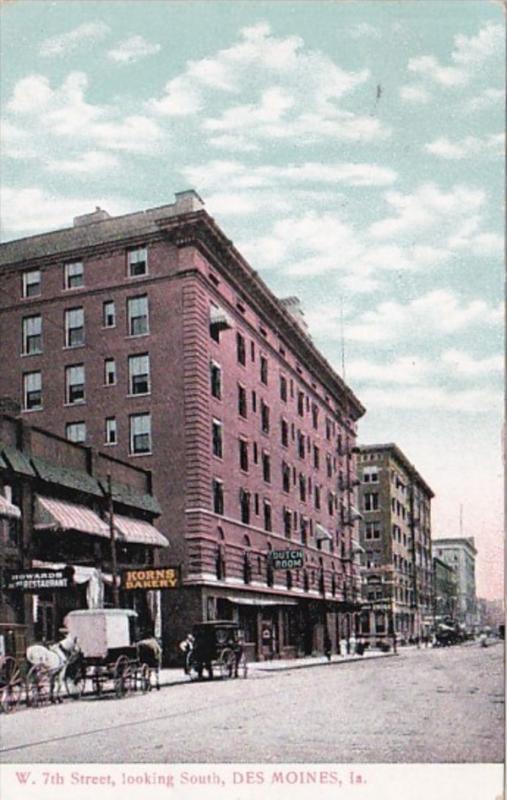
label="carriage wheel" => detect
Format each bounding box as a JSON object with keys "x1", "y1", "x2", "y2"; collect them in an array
[
  {"x1": 219, "y1": 649, "x2": 236, "y2": 680},
  {"x1": 1, "y1": 682, "x2": 22, "y2": 713},
  {"x1": 113, "y1": 656, "x2": 131, "y2": 698},
  {"x1": 237, "y1": 652, "x2": 248, "y2": 679},
  {"x1": 139, "y1": 663, "x2": 151, "y2": 693},
  {"x1": 0, "y1": 656, "x2": 18, "y2": 687},
  {"x1": 26, "y1": 664, "x2": 50, "y2": 707}
]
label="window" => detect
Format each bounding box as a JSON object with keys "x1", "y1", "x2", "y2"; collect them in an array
[
  {"x1": 364, "y1": 492, "x2": 379, "y2": 512},
  {"x1": 300, "y1": 518, "x2": 308, "y2": 545},
  {"x1": 283, "y1": 508, "x2": 292, "y2": 538},
  {"x1": 282, "y1": 461, "x2": 290, "y2": 493},
  {"x1": 326, "y1": 453, "x2": 332, "y2": 478},
  {"x1": 212, "y1": 420, "x2": 223, "y2": 458},
  {"x1": 314, "y1": 485, "x2": 321, "y2": 510},
  {"x1": 281, "y1": 418, "x2": 289, "y2": 447},
  {"x1": 297, "y1": 431, "x2": 305, "y2": 459},
  {"x1": 312, "y1": 403, "x2": 318, "y2": 430},
  {"x1": 260, "y1": 355, "x2": 268, "y2": 385},
  {"x1": 313, "y1": 445, "x2": 320, "y2": 469},
  {"x1": 251, "y1": 390, "x2": 257, "y2": 413},
  {"x1": 105, "y1": 417, "x2": 117, "y2": 445},
  {"x1": 250, "y1": 340, "x2": 255, "y2": 361},
  {"x1": 254, "y1": 493, "x2": 260, "y2": 515},
  {"x1": 127, "y1": 295, "x2": 149, "y2": 336},
  {"x1": 65, "y1": 308, "x2": 84, "y2": 347},
  {"x1": 363, "y1": 468, "x2": 379, "y2": 483},
  {"x1": 64, "y1": 262, "x2": 84, "y2": 289},
  {"x1": 23, "y1": 270, "x2": 41, "y2": 298},
  {"x1": 104, "y1": 358, "x2": 116, "y2": 385},
  {"x1": 22, "y1": 315, "x2": 42, "y2": 354},
  {"x1": 239, "y1": 439, "x2": 249, "y2": 472},
  {"x1": 238, "y1": 385, "x2": 247, "y2": 417},
  {"x1": 236, "y1": 332, "x2": 246, "y2": 365},
  {"x1": 365, "y1": 521, "x2": 381, "y2": 540},
  {"x1": 253, "y1": 442, "x2": 258, "y2": 464},
  {"x1": 66, "y1": 422, "x2": 86, "y2": 443},
  {"x1": 262, "y1": 452, "x2": 271, "y2": 483},
  {"x1": 263, "y1": 500, "x2": 272, "y2": 532},
  {"x1": 129, "y1": 353, "x2": 150, "y2": 395},
  {"x1": 128, "y1": 247, "x2": 148, "y2": 277},
  {"x1": 66, "y1": 365, "x2": 85, "y2": 404},
  {"x1": 210, "y1": 362, "x2": 222, "y2": 399},
  {"x1": 23, "y1": 371, "x2": 42, "y2": 410},
  {"x1": 213, "y1": 480, "x2": 224, "y2": 515},
  {"x1": 299, "y1": 473, "x2": 306, "y2": 502},
  {"x1": 243, "y1": 550, "x2": 252, "y2": 583},
  {"x1": 297, "y1": 391, "x2": 304, "y2": 416},
  {"x1": 280, "y1": 375, "x2": 287, "y2": 402},
  {"x1": 240, "y1": 489, "x2": 250, "y2": 525},
  {"x1": 130, "y1": 413, "x2": 151, "y2": 454},
  {"x1": 328, "y1": 492, "x2": 334, "y2": 516},
  {"x1": 260, "y1": 401, "x2": 270, "y2": 433},
  {"x1": 325, "y1": 418, "x2": 332, "y2": 440},
  {"x1": 103, "y1": 301, "x2": 116, "y2": 328}
]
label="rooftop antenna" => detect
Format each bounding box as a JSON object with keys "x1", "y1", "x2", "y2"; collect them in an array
[{"x1": 340, "y1": 295, "x2": 346, "y2": 381}]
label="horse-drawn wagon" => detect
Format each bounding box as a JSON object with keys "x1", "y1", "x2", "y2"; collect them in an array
[
  {"x1": 185, "y1": 621, "x2": 248, "y2": 681},
  {"x1": 64, "y1": 608, "x2": 160, "y2": 698}
]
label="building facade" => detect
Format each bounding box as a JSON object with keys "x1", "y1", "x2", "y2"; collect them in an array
[
  {"x1": 432, "y1": 556, "x2": 458, "y2": 624},
  {"x1": 0, "y1": 191, "x2": 365, "y2": 663},
  {"x1": 432, "y1": 537, "x2": 477, "y2": 631},
  {"x1": 356, "y1": 444, "x2": 434, "y2": 644},
  {"x1": 0, "y1": 407, "x2": 168, "y2": 658}
]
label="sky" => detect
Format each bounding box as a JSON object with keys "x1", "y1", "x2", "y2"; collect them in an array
[{"x1": 0, "y1": 0, "x2": 504, "y2": 599}]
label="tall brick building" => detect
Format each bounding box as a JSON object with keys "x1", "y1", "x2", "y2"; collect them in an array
[
  {"x1": 0, "y1": 190, "x2": 365, "y2": 662},
  {"x1": 356, "y1": 444, "x2": 434, "y2": 644}
]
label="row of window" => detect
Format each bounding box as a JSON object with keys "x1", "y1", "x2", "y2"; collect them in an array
[
  {"x1": 21, "y1": 296, "x2": 149, "y2": 355},
  {"x1": 66, "y1": 414, "x2": 151, "y2": 454},
  {"x1": 20, "y1": 250, "x2": 148, "y2": 299},
  {"x1": 22, "y1": 354, "x2": 150, "y2": 411}
]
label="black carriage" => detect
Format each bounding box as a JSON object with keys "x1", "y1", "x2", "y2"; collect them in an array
[{"x1": 186, "y1": 621, "x2": 247, "y2": 681}]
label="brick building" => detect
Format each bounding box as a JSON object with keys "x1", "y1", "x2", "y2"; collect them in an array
[
  {"x1": 0, "y1": 406, "x2": 167, "y2": 658},
  {"x1": 432, "y1": 556, "x2": 458, "y2": 623},
  {"x1": 0, "y1": 190, "x2": 365, "y2": 663},
  {"x1": 432, "y1": 537, "x2": 477, "y2": 631},
  {"x1": 356, "y1": 444, "x2": 434, "y2": 644}
]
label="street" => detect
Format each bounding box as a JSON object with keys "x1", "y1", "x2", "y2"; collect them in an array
[{"x1": 1, "y1": 644, "x2": 503, "y2": 764}]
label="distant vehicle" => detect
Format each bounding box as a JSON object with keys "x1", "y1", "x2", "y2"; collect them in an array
[{"x1": 185, "y1": 621, "x2": 248, "y2": 681}]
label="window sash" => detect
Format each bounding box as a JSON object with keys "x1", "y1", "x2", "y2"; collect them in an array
[
  {"x1": 105, "y1": 418, "x2": 117, "y2": 443},
  {"x1": 103, "y1": 301, "x2": 116, "y2": 327},
  {"x1": 23, "y1": 316, "x2": 42, "y2": 353},
  {"x1": 65, "y1": 262, "x2": 84, "y2": 288},
  {"x1": 130, "y1": 414, "x2": 151, "y2": 453},
  {"x1": 128, "y1": 248, "x2": 148, "y2": 275},
  {"x1": 129, "y1": 354, "x2": 150, "y2": 394},
  {"x1": 23, "y1": 271, "x2": 41, "y2": 297},
  {"x1": 128, "y1": 296, "x2": 149, "y2": 335},
  {"x1": 24, "y1": 372, "x2": 42, "y2": 408},
  {"x1": 66, "y1": 423, "x2": 86, "y2": 443}
]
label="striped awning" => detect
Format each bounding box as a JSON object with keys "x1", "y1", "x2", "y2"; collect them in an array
[
  {"x1": 209, "y1": 304, "x2": 233, "y2": 330},
  {"x1": 0, "y1": 495, "x2": 21, "y2": 520},
  {"x1": 112, "y1": 513, "x2": 169, "y2": 547},
  {"x1": 315, "y1": 523, "x2": 332, "y2": 541},
  {"x1": 35, "y1": 496, "x2": 110, "y2": 538}
]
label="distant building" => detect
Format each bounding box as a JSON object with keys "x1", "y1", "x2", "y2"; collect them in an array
[
  {"x1": 357, "y1": 443, "x2": 434, "y2": 644},
  {"x1": 432, "y1": 556, "x2": 458, "y2": 622},
  {"x1": 0, "y1": 406, "x2": 168, "y2": 658},
  {"x1": 476, "y1": 597, "x2": 504, "y2": 631},
  {"x1": 432, "y1": 537, "x2": 477, "y2": 630}
]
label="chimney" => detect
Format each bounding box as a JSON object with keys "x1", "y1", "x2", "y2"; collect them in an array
[
  {"x1": 174, "y1": 190, "x2": 205, "y2": 214},
  {"x1": 280, "y1": 296, "x2": 309, "y2": 335},
  {"x1": 73, "y1": 207, "x2": 111, "y2": 227}
]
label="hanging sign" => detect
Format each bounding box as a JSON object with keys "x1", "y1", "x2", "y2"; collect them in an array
[
  {"x1": 4, "y1": 568, "x2": 74, "y2": 592},
  {"x1": 269, "y1": 549, "x2": 304, "y2": 569},
  {"x1": 121, "y1": 567, "x2": 180, "y2": 590}
]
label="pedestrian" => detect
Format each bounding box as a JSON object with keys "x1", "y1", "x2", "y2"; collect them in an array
[
  {"x1": 179, "y1": 633, "x2": 194, "y2": 674},
  {"x1": 324, "y1": 630, "x2": 332, "y2": 661}
]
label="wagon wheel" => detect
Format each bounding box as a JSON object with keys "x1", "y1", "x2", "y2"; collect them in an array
[
  {"x1": 1, "y1": 681, "x2": 22, "y2": 713},
  {"x1": 237, "y1": 652, "x2": 248, "y2": 679},
  {"x1": 219, "y1": 648, "x2": 236, "y2": 680},
  {"x1": 0, "y1": 658, "x2": 23, "y2": 713},
  {"x1": 26, "y1": 664, "x2": 50, "y2": 707},
  {"x1": 0, "y1": 656, "x2": 18, "y2": 687},
  {"x1": 113, "y1": 656, "x2": 131, "y2": 698},
  {"x1": 139, "y1": 663, "x2": 151, "y2": 693},
  {"x1": 64, "y1": 662, "x2": 86, "y2": 700}
]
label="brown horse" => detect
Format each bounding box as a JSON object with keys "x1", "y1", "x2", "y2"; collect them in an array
[{"x1": 136, "y1": 637, "x2": 162, "y2": 690}]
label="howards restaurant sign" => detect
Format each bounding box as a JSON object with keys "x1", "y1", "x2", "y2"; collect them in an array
[
  {"x1": 121, "y1": 567, "x2": 180, "y2": 590},
  {"x1": 4, "y1": 568, "x2": 74, "y2": 592},
  {"x1": 269, "y1": 549, "x2": 304, "y2": 569}
]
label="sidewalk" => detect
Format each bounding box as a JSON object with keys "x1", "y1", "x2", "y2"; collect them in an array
[{"x1": 157, "y1": 648, "x2": 396, "y2": 687}]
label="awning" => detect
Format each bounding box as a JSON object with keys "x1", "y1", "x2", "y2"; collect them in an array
[
  {"x1": 0, "y1": 495, "x2": 21, "y2": 519},
  {"x1": 315, "y1": 523, "x2": 332, "y2": 541},
  {"x1": 112, "y1": 513, "x2": 169, "y2": 547},
  {"x1": 35, "y1": 496, "x2": 110, "y2": 538},
  {"x1": 223, "y1": 593, "x2": 298, "y2": 607},
  {"x1": 209, "y1": 304, "x2": 233, "y2": 330},
  {"x1": 350, "y1": 506, "x2": 363, "y2": 520},
  {"x1": 32, "y1": 560, "x2": 113, "y2": 585}
]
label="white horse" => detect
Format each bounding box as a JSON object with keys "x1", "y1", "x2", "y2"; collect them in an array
[
  {"x1": 26, "y1": 633, "x2": 81, "y2": 703},
  {"x1": 136, "y1": 637, "x2": 162, "y2": 690}
]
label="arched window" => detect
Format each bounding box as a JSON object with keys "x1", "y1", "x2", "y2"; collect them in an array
[
  {"x1": 243, "y1": 551, "x2": 252, "y2": 584},
  {"x1": 216, "y1": 544, "x2": 226, "y2": 580}
]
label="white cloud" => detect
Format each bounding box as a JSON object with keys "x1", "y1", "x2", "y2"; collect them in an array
[
  {"x1": 399, "y1": 84, "x2": 431, "y2": 104},
  {"x1": 425, "y1": 133, "x2": 504, "y2": 160},
  {"x1": 464, "y1": 88, "x2": 504, "y2": 112},
  {"x1": 107, "y1": 35, "x2": 161, "y2": 65},
  {"x1": 150, "y1": 21, "x2": 388, "y2": 145},
  {"x1": 40, "y1": 22, "x2": 110, "y2": 57},
  {"x1": 407, "y1": 22, "x2": 504, "y2": 89},
  {"x1": 45, "y1": 150, "x2": 121, "y2": 175},
  {"x1": 441, "y1": 349, "x2": 504, "y2": 377},
  {"x1": 347, "y1": 356, "x2": 431, "y2": 385},
  {"x1": 5, "y1": 71, "x2": 164, "y2": 157},
  {"x1": 349, "y1": 23, "x2": 381, "y2": 40},
  {"x1": 357, "y1": 385, "x2": 501, "y2": 413},
  {"x1": 0, "y1": 186, "x2": 130, "y2": 237}
]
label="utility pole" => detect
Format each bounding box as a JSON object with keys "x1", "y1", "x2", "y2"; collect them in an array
[{"x1": 107, "y1": 474, "x2": 119, "y2": 608}]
